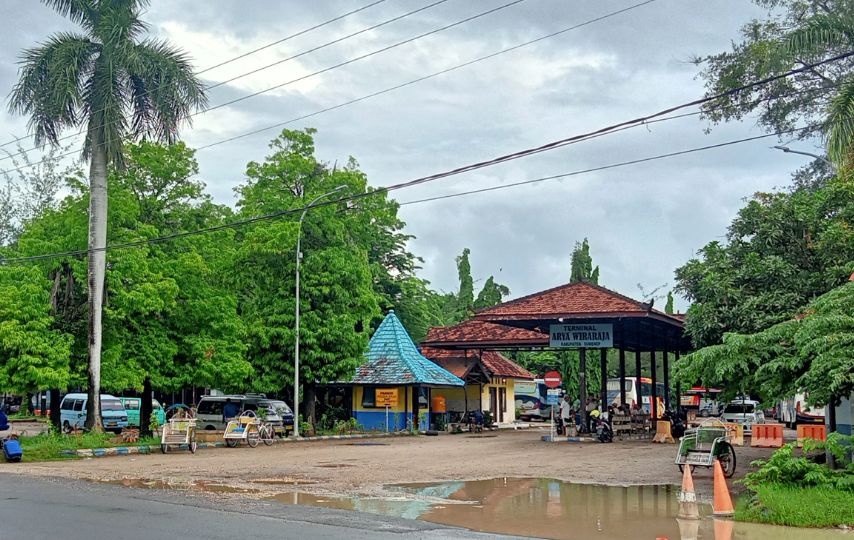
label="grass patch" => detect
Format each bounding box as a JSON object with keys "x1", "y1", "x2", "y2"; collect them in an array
[
  {"x1": 18, "y1": 432, "x2": 161, "y2": 462},
  {"x1": 736, "y1": 483, "x2": 854, "y2": 528}
]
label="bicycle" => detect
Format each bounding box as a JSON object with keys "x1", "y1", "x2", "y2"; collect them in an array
[{"x1": 258, "y1": 421, "x2": 275, "y2": 446}]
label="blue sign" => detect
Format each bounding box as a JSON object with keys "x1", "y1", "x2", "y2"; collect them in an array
[{"x1": 546, "y1": 395, "x2": 559, "y2": 405}]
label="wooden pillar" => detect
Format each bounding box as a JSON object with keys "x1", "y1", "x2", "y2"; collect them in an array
[
  {"x1": 579, "y1": 347, "x2": 588, "y2": 427},
  {"x1": 634, "y1": 350, "x2": 642, "y2": 408},
  {"x1": 599, "y1": 348, "x2": 607, "y2": 408},
  {"x1": 650, "y1": 350, "x2": 658, "y2": 419},
  {"x1": 618, "y1": 348, "x2": 627, "y2": 406},
  {"x1": 663, "y1": 350, "x2": 671, "y2": 411}
]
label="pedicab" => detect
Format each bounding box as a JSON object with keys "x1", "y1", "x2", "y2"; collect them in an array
[
  {"x1": 674, "y1": 418, "x2": 736, "y2": 477},
  {"x1": 160, "y1": 404, "x2": 197, "y2": 454},
  {"x1": 223, "y1": 410, "x2": 274, "y2": 447}
]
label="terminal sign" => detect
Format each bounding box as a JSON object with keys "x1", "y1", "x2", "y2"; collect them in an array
[
  {"x1": 549, "y1": 323, "x2": 614, "y2": 348},
  {"x1": 375, "y1": 388, "x2": 398, "y2": 407}
]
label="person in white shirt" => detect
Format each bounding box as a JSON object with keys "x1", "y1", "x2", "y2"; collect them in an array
[{"x1": 559, "y1": 395, "x2": 572, "y2": 434}]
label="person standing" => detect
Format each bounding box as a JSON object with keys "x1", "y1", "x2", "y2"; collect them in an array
[{"x1": 559, "y1": 395, "x2": 572, "y2": 435}]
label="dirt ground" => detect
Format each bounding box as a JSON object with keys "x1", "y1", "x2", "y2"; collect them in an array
[{"x1": 2, "y1": 428, "x2": 776, "y2": 501}]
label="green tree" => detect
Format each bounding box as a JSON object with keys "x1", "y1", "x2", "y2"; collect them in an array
[
  {"x1": 0, "y1": 266, "x2": 72, "y2": 398},
  {"x1": 474, "y1": 276, "x2": 510, "y2": 310},
  {"x1": 570, "y1": 238, "x2": 599, "y2": 284},
  {"x1": 233, "y1": 129, "x2": 381, "y2": 424},
  {"x1": 665, "y1": 291, "x2": 675, "y2": 315},
  {"x1": 674, "y1": 280, "x2": 854, "y2": 408},
  {"x1": 8, "y1": 0, "x2": 206, "y2": 430},
  {"x1": 675, "y1": 175, "x2": 854, "y2": 348},
  {"x1": 695, "y1": 0, "x2": 854, "y2": 167},
  {"x1": 456, "y1": 248, "x2": 475, "y2": 318}
]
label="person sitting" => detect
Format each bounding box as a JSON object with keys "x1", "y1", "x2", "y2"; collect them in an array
[
  {"x1": 468, "y1": 410, "x2": 484, "y2": 433},
  {"x1": 222, "y1": 399, "x2": 239, "y2": 422}
]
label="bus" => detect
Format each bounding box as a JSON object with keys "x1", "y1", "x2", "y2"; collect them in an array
[
  {"x1": 680, "y1": 386, "x2": 722, "y2": 417},
  {"x1": 606, "y1": 377, "x2": 665, "y2": 417},
  {"x1": 515, "y1": 379, "x2": 552, "y2": 421},
  {"x1": 778, "y1": 393, "x2": 825, "y2": 427}
]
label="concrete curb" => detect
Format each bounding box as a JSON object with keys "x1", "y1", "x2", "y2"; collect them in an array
[{"x1": 59, "y1": 431, "x2": 412, "y2": 458}]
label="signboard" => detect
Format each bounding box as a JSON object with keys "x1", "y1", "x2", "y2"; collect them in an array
[
  {"x1": 546, "y1": 394, "x2": 559, "y2": 406},
  {"x1": 547, "y1": 389, "x2": 561, "y2": 396},
  {"x1": 375, "y1": 388, "x2": 398, "y2": 407},
  {"x1": 544, "y1": 370, "x2": 562, "y2": 388},
  {"x1": 549, "y1": 323, "x2": 614, "y2": 348}
]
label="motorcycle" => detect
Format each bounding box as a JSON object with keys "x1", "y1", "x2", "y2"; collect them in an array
[
  {"x1": 595, "y1": 416, "x2": 613, "y2": 443},
  {"x1": 663, "y1": 409, "x2": 686, "y2": 439}
]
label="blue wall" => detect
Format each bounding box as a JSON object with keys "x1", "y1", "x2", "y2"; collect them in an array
[{"x1": 354, "y1": 411, "x2": 431, "y2": 431}]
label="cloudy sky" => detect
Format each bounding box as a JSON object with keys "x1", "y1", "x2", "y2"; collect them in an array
[{"x1": 0, "y1": 0, "x2": 818, "y2": 311}]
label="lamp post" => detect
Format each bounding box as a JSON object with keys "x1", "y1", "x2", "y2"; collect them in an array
[
  {"x1": 772, "y1": 145, "x2": 837, "y2": 175},
  {"x1": 293, "y1": 185, "x2": 346, "y2": 438}
]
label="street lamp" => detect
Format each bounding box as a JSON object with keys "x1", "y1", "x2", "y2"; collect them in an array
[
  {"x1": 293, "y1": 185, "x2": 346, "y2": 438},
  {"x1": 772, "y1": 145, "x2": 838, "y2": 175}
]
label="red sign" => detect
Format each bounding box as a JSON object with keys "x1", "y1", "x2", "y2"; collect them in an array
[{"x1": 544, "y1": 370, "x2": 562, "y2": 388}]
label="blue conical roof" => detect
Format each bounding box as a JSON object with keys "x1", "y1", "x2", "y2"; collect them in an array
[{"x1": 352, "y1": 311, "x2": 464, "y2": 386}]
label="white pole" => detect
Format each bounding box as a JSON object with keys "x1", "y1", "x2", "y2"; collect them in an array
[
  {"x1": 386, "y1": 405, "x2": 389, "y2": 433},
  {"x1": 293, "y1": 186, "x2": 346, "y2": 439},
  {"x1": 551, "y1": 404, "x2": 555, "y2": 440}
]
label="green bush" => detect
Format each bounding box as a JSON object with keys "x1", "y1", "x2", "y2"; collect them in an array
[
  {"x1": 18, "y1": 432, "x2": 160, "y2": 462},
  {"x1": 742, "y1": 433, "x2": 854, "y2": 493},
  {"x1": 737, "y1": 483, "x2": 854, "y2": 527}
]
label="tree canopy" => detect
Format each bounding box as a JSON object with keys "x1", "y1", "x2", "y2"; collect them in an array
[{"x1": 570, "y1": 238, "x2": 599, "y2": 285}]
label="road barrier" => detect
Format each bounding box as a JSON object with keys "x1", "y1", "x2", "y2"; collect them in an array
[
  {"x1": 750, "y1": 423, "x2": 783, "y2": 448},
  {"x1": 652, "y1": 420, "x2": 675, "y2": 443},
  {"x1": 796, "y1": 424, "x2": 826, "y2": 447}
]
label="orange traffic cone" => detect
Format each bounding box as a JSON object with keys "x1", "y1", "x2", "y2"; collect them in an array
[
  {"x1": 676, "y1": 518, "x2": 700, "y2": 540},
  {"x1": 713, "y1": 517, "x2": 734, "y2": 540},
  {"x1": 677, "y1": 465, "x2": 699, "y2": 519},
  {"x1": 712, "y1": 459, "x2": 734, "y2": 517}
]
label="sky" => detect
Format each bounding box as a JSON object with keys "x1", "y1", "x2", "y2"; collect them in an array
[{"x1": 0, "y1": 0, "x2": 821, "y2": 312}]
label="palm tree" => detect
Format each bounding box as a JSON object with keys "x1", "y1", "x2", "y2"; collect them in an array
[
  {"x1": 781, "y1": 12, "x2": 854, "y2": 166},
  {"x1": 8, "y1": 0, "x2": 206, "y2": 430}
]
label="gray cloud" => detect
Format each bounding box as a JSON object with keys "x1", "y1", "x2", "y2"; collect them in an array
[{"x1": 0, "y1": 0, "x2": 806, "y2": 313}]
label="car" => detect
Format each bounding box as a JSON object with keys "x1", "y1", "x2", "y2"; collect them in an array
[
  {"x1": 720, "y1": 399, "x2": 765, "y2": 429},
  {"x1": 118, "y1": 397, "x2": 166, "y2": 428},
  {"x1": 257, "y1": 399, "x2": 295, "y2": 437},
  {"x1": 59, "y1": 393, "x2": 129, "y2": 434},
  {"x1": 195, "y1": 394, "x2": 270, "y2": 431}
]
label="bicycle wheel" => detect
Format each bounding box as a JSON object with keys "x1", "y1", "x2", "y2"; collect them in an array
[
  {"x1": 247, "y1": 426, "x2": 259, "y2": 448},
  {"x1": 261, "y1": 425, "x2": 274, "y2": 446},
  {"x1": 718, "y1": 442, "x2": 737, "y2": 478}
]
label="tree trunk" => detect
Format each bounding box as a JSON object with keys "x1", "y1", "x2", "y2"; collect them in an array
[
  {"x1": 85, "y1": 127, "x2": 108, "y2": 432},
  {"x1": 304, "y1": 384, "x2": 317, "y2": 429},
  {"x1": 140, "y1": 377, "x2": 152, "y2": 437},
  {"x1": 49, "y1": 389, "x2": 61, "y2": 432}
]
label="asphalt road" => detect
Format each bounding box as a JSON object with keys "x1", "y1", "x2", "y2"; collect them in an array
[{"x1": 0, "y1": 473, "x2": 525, "y2": 540}]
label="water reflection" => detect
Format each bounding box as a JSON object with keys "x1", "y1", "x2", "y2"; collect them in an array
[{"x1": 267, "y1": 478, "x2": 848, "y2": 540}]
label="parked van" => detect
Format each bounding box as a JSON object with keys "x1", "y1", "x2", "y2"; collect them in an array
[
  {"x1": 118, "y1": 397, "x2": 166, "y2": 428},
  {"x1": 195, "y1": 394, "x2": 270, "y2": 431},
  {"x1": 720, "y1": 398, "x2": 765, "y2": 429},
  {"x1": 59, "y1": 393, "x2": 128, "y2": 433}
]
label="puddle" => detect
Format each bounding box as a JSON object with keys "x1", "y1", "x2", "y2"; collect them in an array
[
  {"x1": 250, "y1": 478, "x2": 317, "y2": 486},
  {"x1": 316, "y1": 463, "x2": 355, "y2": 468},
  {"x1": 100, "y1": 478, "x2": 259, "y2": 494},
  {"x1": 267, "y1": 478, "x2": 848, "y2": 539}
]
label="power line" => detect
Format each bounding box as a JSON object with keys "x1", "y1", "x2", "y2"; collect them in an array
[
  {"x1": 0, "y1": 0, "x2": 525, "y2": 173},
  {"x1": 397, "y1": 128, "x2": 807, "y2": 206},
  {"x1": 0, "y1": 0, "x2": 441, "y2": 161},
  {"x1": 0, "y1": 0, "x2": 391, "y2": 152},
  {"x1": 0, "y1": 126, "x2": 808, "y2": 265},
  {"x1": 196, "y1": 0, "x2": 659, "y2": 151}
]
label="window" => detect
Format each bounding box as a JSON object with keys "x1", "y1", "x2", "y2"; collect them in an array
[
  {"x1": 197, "y1": 399, "x2": 225, "y2": 415},
  {"x1": 72, "y1": 399, "x2": 84, "y2": 412},
  {"x1": 101, "y1": 399, "x2": 124, "y2": 412},
  {"x1": 361, "y1": 387, "x2": 376, "y2": 408},
  {"x1": 724, "y1": 404, "x2": 755, "y2": 414},
  {"x1": 60, "y1": 398, "x2": 74, "y2": 411},
  {"x1": 124, "y1": 399, "x2": 140, "y2": 410}
]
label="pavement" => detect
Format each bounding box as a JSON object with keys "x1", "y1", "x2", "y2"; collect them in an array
[{"x1": 0, "y1": 473, "x2": 527, "y2": 540}]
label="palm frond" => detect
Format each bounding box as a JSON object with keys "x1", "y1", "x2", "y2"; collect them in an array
[
  {"x1": 92, "y1": 0, "x2": 150, "y2": 49},
  {"x1": 784, "y1": 14, "x2": 854, "y2": 56},
  {"x1": 826, "y1": 80, "x2": 854, "y2": 165},
  {"x1": 7, "y1": 32, "x2": 98, "y2": 147},
  {"x1": 40, "y1": 0, "x2": 97, "y2": 29},
  {"x1": 81, "y1": 55, "x2": 127, "y2": 166},
  {"x1": 124, "y1": 38, "x2": 207, "y2": 144}
]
